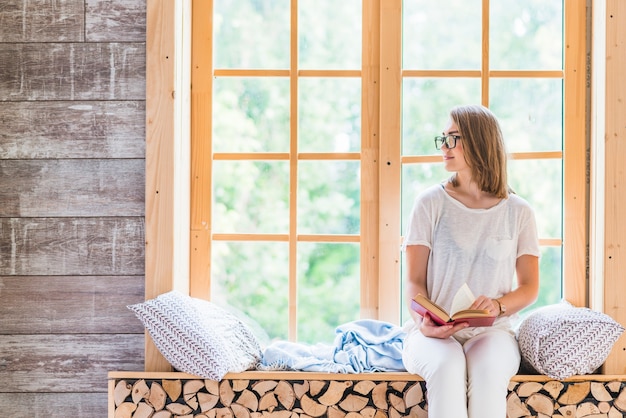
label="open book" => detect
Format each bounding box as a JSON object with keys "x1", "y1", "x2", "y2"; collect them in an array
[{"x1": 410, "y1": 284, "x2": 496, "y2": 327}]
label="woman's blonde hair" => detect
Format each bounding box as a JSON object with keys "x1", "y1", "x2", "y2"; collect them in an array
[{"x1": 448, "y1": 104, "x2": 510, "y2": 198}]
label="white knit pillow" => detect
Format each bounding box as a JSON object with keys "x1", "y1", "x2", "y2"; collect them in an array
[
  {"x1": 128, "y1": 291, "x2": 261, "y2": 380},
  {"x1": 517, "y1": 302, "x2": 624, "y2": 379},
  {"x1": 191, "y1": 297, "x2": 262, "y2": 373}
]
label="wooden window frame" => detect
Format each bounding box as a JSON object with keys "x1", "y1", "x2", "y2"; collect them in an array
[{"x1": 145, "y1": 0, "x2": 593, "y2": 371}]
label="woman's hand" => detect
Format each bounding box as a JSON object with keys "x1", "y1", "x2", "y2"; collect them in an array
[
  {"x1": 419, "y1": 313, "x2": 469, "y2": 338},
  {"x1": 471, "y1": 295, "x2": 501, "y2": 317}
]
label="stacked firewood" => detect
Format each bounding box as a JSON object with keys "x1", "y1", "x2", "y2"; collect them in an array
[
  {"x1": 111, "y1": 376, "x2": 626, "y2": 418},
  {"x1": 507, "y1": 380, "x2": 626, "y2": 417},
  {"x1": 112, "y1": 377, "x2": 428, "y2": 417}
]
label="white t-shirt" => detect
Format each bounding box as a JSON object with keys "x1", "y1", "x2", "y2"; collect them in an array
[{"x1": 402, "y1": 183, "x2": 540, "y2": 336}]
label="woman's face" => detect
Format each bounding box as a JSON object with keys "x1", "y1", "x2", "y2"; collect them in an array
[{"x1": 441, "y1": 119, "x2": 469, "y2": 174}]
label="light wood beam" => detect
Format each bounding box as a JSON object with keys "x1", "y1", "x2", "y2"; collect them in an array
[
  {"x1": 603, "y1": 0, "x2": 626, "y2": 374},
  {"x1": 378, "y1": 0, "x2": 402, "y2": 322},
  {"x1": 145, "y1": 0, "x2": 191, "y2": 371},
  {"x1": 190, "y1": 0, "x2": 213, "y2": 299},
  {"x1": 360, "y1": 0, "x2": 381, "y2": 319},
  {"x1": 563, "y1": 0, "x2": 589, "y2": 308}
]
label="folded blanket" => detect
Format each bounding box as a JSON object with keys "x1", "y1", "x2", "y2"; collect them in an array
[{"x1": 259, "y1": 319, "x2": 407, "y2": 373}]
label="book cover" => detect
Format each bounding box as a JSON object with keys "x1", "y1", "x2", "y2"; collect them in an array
[{"x1": 410, "y1": 287, "x2": 496, "y2": 327}]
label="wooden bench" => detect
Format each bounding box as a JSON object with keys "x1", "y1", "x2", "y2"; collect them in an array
[{"x1": 108, "y1": 371, "x2": 626, "y2": 418}]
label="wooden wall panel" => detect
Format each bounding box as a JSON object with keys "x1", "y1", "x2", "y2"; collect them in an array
[
  {"x1": 144, "y1": 0, "x2": 191, "y2": 372},
  {"x1": 0, "y1": 159, "x2": 144, "y2": 217},
  {"x1": 0, "y1": 334, "x2": 144, "y2": 392},
  {"x1": 0, "y1": 276, "x2": 144, "y2": 334},
  {"x1": 0, "y1": 43, "x2": 145, "y2": 101},
  {"x1": 86, "y1": 0, "x2": 146, "y2": 42},
  {"x1": 0, "y1": 0, "x2": 147, "y2": 415},
  {"x1": 0, "y1": 0, "x2": 85, "y2": 42},
  {"x1": 603, "y1": 0, "x2": 626, "y2": 374},
  {"x1": 0, "y1": 101, "x2": 145, "y2": 159},
  {"x1": 0, "y1": 393, "x2": 106, "y2": 417},
  {"x1": 0, "y1": 218, "x2": 145, "y2": 275}
]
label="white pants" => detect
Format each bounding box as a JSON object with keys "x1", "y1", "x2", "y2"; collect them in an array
[{"x1": 402, "y1": 326, "x2": 520, "y2": 418}]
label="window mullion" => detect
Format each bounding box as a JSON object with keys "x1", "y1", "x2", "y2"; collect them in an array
[
  {"x1": 563, "y1": 0, "x2": 589, "y2": 308},
  {"x1": 288, "y1": 0, "x2": 299, "y2": 341},
  {"x1": 378, "y1": 0, "x2": 403, "y2": 323}
]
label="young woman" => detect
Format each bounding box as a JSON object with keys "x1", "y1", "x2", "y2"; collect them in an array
[{"x1": 401, "y1": 104, "x2": 540, "y2": 418}]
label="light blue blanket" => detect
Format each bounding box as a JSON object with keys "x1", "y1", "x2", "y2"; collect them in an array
[{"x1": 259, "y1": 319, "x2": 407, "y2": 373}]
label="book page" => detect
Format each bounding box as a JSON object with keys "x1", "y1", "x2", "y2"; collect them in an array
[{"x1": 450, "y1": 283, "x2": 476, "y2": 316}]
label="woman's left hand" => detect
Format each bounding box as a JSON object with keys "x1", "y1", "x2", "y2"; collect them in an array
[{"x1": 420, "y1": 313, "x2": 469, "y2": 338}]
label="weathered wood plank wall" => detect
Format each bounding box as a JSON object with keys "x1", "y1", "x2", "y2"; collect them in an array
[{"x1": 0, "y1": 1, "x2": 147, "y2": 416}]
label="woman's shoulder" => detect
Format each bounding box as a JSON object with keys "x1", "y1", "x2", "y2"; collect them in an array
[
  {"x1": 505, "y1": 193, "x2": 536, "y2": 213},
  {"x1": 413, "y1": 183, "x2": 446, "y2": 203},
  {"x1": 506, "y1": 192, "x2": 531, "y2": 205}
]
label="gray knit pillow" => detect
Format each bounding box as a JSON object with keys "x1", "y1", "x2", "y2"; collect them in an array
[
  {"x1": 517, "y1": 302, "x2": 624, "y2": 379},
  {"x1": 128, "y1": 291, "x2": 261, "y2": 380}
]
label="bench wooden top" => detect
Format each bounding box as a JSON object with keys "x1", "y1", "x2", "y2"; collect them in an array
[{"x1": 108, "y1": 370, "x2": 626, "y2": 382}]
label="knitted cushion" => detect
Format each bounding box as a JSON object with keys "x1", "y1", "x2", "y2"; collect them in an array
[
  {"x1": 517, "y1": 302, "x2": 624, "y2": 379},
  {"x1": 191, "y1": 297, "x2": 262, "y2": 373},
  {"x1": 128, "y1": 290, "x2": 261, "y2": 380}
]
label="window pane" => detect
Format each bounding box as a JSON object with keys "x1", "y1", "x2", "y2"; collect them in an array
[
  {"x1": 211, "y1": 241, "x2": 288, "y2": 342},
  {"x1": 490, "y1": 78, "x2": 563, "y2": 153},
  {"x1": 299, "y1": 0, "x2": 362, "y2": 69},
  {"x1": 400, "y1": 254, "x2": 410, "y2": 325},
  {"x1": 508, "y1": 159, "x2": 562, "y2": 240},
  {"x1": 213, "y1": 161, "x2": 289, "y2": 233},
  {"x1": 214, "y1": 0, "x2": 290, "y2": 69},
  {"x1": 298, "y1": 161, "x2": 360, "y2": 234},
  {"x1": 534, "y1": 246, "x2": 563, "y2": 310},
  {"x1": 490, "y1": 0, "x2": 563, "y2": 70},
  {"x1": 402, "y1": 78, "x2": 481, "y2": 155},
  {"x1": 401, "y1": 163, "x2": 450, "y2": 232},
  {"x1": 297, "y1": 243, "x2": 360, "y2": 344},
  {"x1": 299, "y1": 78, "x2": 361, "y2": 153},
  {"x1": 213, "y1": 77, "x2": 290, "y2": 153},
  {"x1": 403, "y1": 0, "x2": 482, "y2": 70}
]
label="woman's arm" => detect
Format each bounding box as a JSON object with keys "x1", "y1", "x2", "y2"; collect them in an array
[
  {"x1": 405, "y1": 244, "x2": 469, "y2": 337},
  {"x1": 492, "y1": 254, "x2": 539, "y2": 316},
  {"x1": 405, "y1": 244, "x2": 430, "y2": 323}
]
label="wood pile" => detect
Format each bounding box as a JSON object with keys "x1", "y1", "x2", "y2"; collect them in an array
[
  {"x1": 112, "y1": 377, "x2": 428, "y2": 418},
  {"x1": 111, "y1": 375, "x2": 626, "y2": 418},
  {"x1": 508, "y1": 379, "x2": 626, "y2": 418}
]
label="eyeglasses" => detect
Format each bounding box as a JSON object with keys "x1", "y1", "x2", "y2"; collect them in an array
[{"x1": 434, "y1": 134, "x2": 461, "y2": 150}]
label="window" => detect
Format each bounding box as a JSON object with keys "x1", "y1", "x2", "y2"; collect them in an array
[{"x1": 189, "y1": 0, "x2": 587, "y2": 344}]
